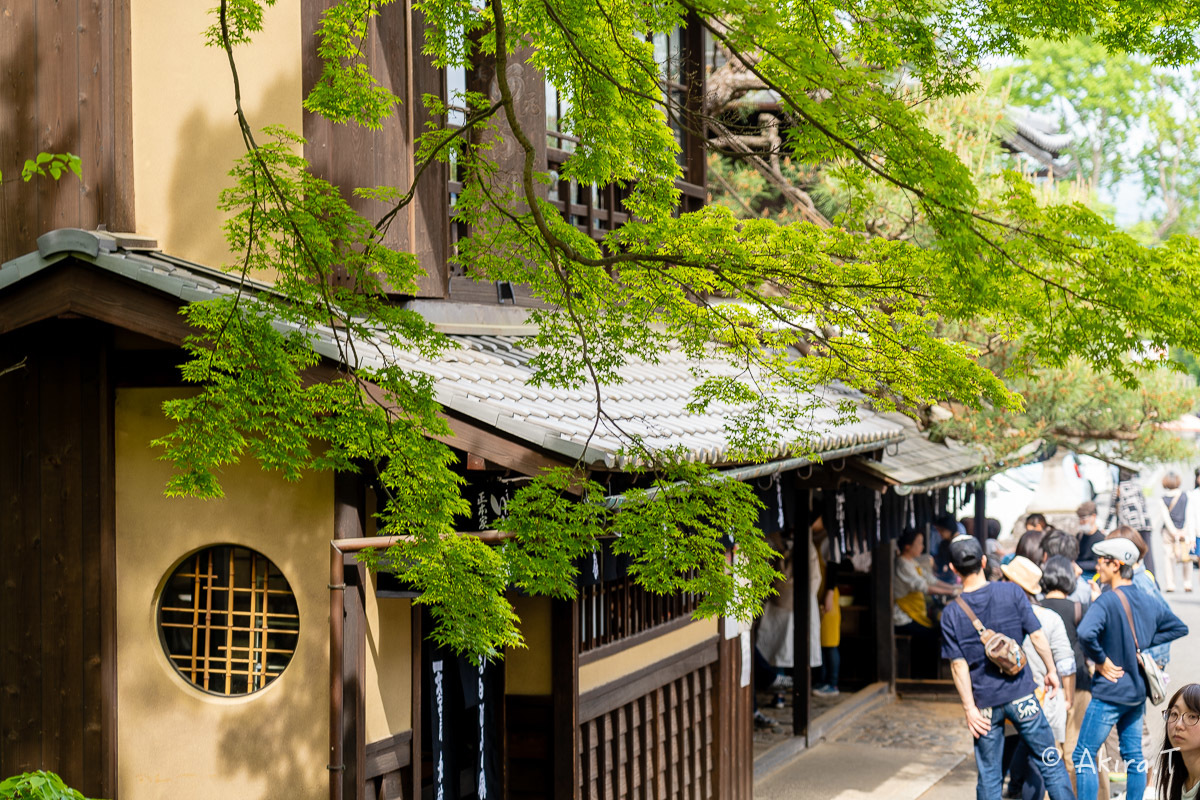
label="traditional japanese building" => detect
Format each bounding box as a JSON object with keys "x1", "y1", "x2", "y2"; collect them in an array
[
  {"x1": 0, "y1": 228, "x2": 920, "y2": 799},
  {"x1": 0, "y1": 2, "x2": 1002, "y2": 798}
]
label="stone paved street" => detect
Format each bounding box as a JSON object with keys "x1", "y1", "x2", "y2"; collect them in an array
[
  {"x1": 753, "y1": 689, "x2": 849, "y2": 755},
  {"x1": 830, "y1": 694, "x2": 971, "y2": 753},
  {"x1": 755, "y1": 695, "x2": 970, "y2": 799}
]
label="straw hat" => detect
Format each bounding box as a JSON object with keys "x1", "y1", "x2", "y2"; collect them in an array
[{"x1": 1001, "y1": 555, "x2": 1044, "y2": 596}]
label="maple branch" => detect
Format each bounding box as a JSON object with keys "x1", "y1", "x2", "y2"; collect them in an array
[{"x1": 0, "y1": 358, "x2": 28, "y2": 379}]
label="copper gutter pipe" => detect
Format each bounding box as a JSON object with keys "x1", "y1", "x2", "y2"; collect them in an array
[{"x1": 328, "y1": 529, "x2": 513, "y2": 800}]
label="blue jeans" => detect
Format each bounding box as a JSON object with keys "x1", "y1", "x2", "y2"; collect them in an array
[
  {"x1": 1010, "y1": 738, "x2": 1046, "y2": 800},
  {"x1": 974, "y1": 694, "x2": 1074, "y2": 800},
  {"x1": 1072, "y1": 697, "x2": 1146, "y2": 800}
]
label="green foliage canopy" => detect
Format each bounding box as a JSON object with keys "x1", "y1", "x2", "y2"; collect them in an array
[
  {"x1": 711, "y1": 78, "x2": 1200, "y2": 463},
  {"x1": 1002, "y1": 37, "x2": 1200, "y2": 239},
  {"x1": 157, "y1": 0, "x2": 1200, "y2": 661}
]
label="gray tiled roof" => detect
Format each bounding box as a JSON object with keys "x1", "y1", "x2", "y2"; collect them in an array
[
  {"x1": 1003, "y1": 108, "x2": 1074, "y2": 179},
  {"x1": 385, "y1": 335, "x2": 905, "y2": 468},
  {"x1": 1008, "y1": 108, "x2": 1073, "y2": 155},
  {"x1": 3, "y1": 229, "x2": 907, "y2": 469},
  {"x1": 856, "y1": 411, "x2": 983, "y2": 489}
]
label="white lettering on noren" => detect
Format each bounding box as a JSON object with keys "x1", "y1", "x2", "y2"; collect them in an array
[
  {"x1": 433, "y1": 659, "x2": 444, "y2": 800},
  {"x1": 478, "y1": 665, "x2": 487, "y2": 798}
]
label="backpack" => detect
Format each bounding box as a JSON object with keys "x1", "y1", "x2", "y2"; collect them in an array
[{"x1": 954, "y1": 596, "x2": 1027, "y2": 676}]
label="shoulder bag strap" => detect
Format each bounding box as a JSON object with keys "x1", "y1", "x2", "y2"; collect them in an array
[
  {"x1": 955, "y1": 596, "x2": 988, "y2": 637},
  {"x1": 1114, "y1": 587, "x2": 1142, "y2": 653},
  {"x1": 1164, "y1": 493, "x2": 1184, "y2": 535}
]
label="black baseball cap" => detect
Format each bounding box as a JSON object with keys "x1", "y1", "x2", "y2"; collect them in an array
[{"x1": 949, "y1": 534, "x2": 983, "y2": 572}]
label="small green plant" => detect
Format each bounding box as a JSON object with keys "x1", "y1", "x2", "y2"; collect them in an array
[
  {"x1": 0, "y1": 771, "x2": 92, "y2": 800},
  {"x1": 19, "y1": 153, "x2": 82, "y2": 182},
  {"x1": 1, "y1": 151, "x2": 83, "y2": 183}
]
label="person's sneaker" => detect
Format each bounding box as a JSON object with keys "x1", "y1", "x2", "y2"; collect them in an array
[
  {"x1": 813, "y1": 685, "x2": 840, "y2": 697},
  {"x1": 768, "y1": 673, "x2": 793, "y2": 691},
  {"x1": 753, "y1": 710, "x2": 778, "y2": 729},
  {"x1": 772, "y1": 692, "x2": 786, "y2": 708}
]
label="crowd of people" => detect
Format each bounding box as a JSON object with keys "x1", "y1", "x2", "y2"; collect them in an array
[
  {"x1": 889, "y1": 472, "x2": 1200, "y2": 800},
  {"x1": 748, "y1": 470, "x2": 1200, "y2": 800}
]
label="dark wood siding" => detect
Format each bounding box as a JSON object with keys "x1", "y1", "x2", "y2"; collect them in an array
[
  {"x1": 714, "y1": 633, "x2": 752, "y2": 800},
  {"x1": 0, "y1": 320, "x2": 116, "y2": 798},
  {"x1": 301, "y1": 0, "x2": 449, "y2": 298},
  {"x1": 576, "y1": 640, "x2": 724, "y2": 800},
  {"x1": 0, "y1": 0, "x2": 134, "y2": 262}
]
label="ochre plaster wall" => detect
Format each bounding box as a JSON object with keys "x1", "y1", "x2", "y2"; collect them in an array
[
  {"x1": 504, "y1": 594, "x2": 552, "y2": 695},
  {"x1": 364, "y1": 582, "x2": 413, "y2": 743},
  {"x1": 115, "y1": 388, "x2": 331, "y2": 800},
  {"x1": 130, "y1": 0, "x2": 301, "y2": 269},
  {"x1": 578, "y1": 619, "x2": 719, "y2": 695}
]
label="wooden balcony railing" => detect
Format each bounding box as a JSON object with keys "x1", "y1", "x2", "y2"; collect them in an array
[{"x1": 577, "y1": 542, "x2": 701, "y2": 656}]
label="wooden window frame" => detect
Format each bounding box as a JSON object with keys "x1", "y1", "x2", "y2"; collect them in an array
[{"x1": 157, "y1": 545, "x2": 300, "y2": 697}]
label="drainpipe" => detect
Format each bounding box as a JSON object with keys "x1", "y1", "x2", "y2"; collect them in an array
[
  {"x1": 329, "y1": 542, "x2": 346, "y2": 800},
  {"x1": 328, "y1": 531, "x2": 512, "y2": 800}
]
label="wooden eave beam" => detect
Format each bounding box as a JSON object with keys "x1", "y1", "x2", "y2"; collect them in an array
[
  {"x1": 0, "y1": 261, "x2": 192, "y2": 342},
  {"x1": 0, "y1": 258, "x2": 578, "y2": 480}
]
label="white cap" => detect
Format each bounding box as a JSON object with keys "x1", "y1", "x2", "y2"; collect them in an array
[{"x1": 1092, "y1": 538, "x2": 1140, "y2": 566}]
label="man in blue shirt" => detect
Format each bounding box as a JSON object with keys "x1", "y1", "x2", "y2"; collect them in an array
[
  {"x1": 1073, "y1": 537, "x2": 1188, "y2": 800},
  {"x1": 940, "y1": 535, "x2": 1075, "y2": 800}
]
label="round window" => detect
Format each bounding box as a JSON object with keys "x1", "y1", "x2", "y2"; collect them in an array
[{"x1": 158, "y1": 545, "x2": 300, "y2": 696}]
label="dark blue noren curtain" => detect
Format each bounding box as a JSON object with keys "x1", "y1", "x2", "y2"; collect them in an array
[{"x1": 424, "y1": 629, "x2": 503, "y2": 799}]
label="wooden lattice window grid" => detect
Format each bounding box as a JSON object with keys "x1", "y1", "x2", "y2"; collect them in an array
[{"x1": 158, "y1": 545, "x2": 300, "y2": 696}]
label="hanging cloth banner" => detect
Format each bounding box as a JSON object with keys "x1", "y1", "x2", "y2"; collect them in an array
[
  {"x1": 424, "y1": 642, "x2": 502, "y2": 800},
  {"x1": 430, "y1": 658, "x2": 448, "y2": 800}
]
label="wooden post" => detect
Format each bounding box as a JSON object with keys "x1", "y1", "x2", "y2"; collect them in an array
[
  {"x1": 792, "y1": 519, "x2": 813, "y2": 743},
  {"x1": 97, "y1": 335, "x2": 118, "y2": 799},
  {"x1": 334, "y1": 472, "x2": 366, "y2": 800},
  {"x1": 974, "y1": 482, "x2": 988, "y2": 547},
  {"x1": 873, "y1": 538, "x2": 896, "y2": 690},
  {"x1": 411, "y1": 607, "x2": 423, "y2": 800},
  {"x1": 680, "y1": 11, "x2": 707, "y2": 192},
  {"x1": 551, "y1": 598, "x2": 580, "y2": 799}
]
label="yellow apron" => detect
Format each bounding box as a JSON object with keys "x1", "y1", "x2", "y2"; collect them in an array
[
  {"x1": 896, "y1": 590, "x2": 933, "y2": 629},
  {"x1": 820, "y1": 588, "x2": 841, "y2": 647},
  {"x1": 817, "y1": 549, "x2": 842, "y2": 647}
]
